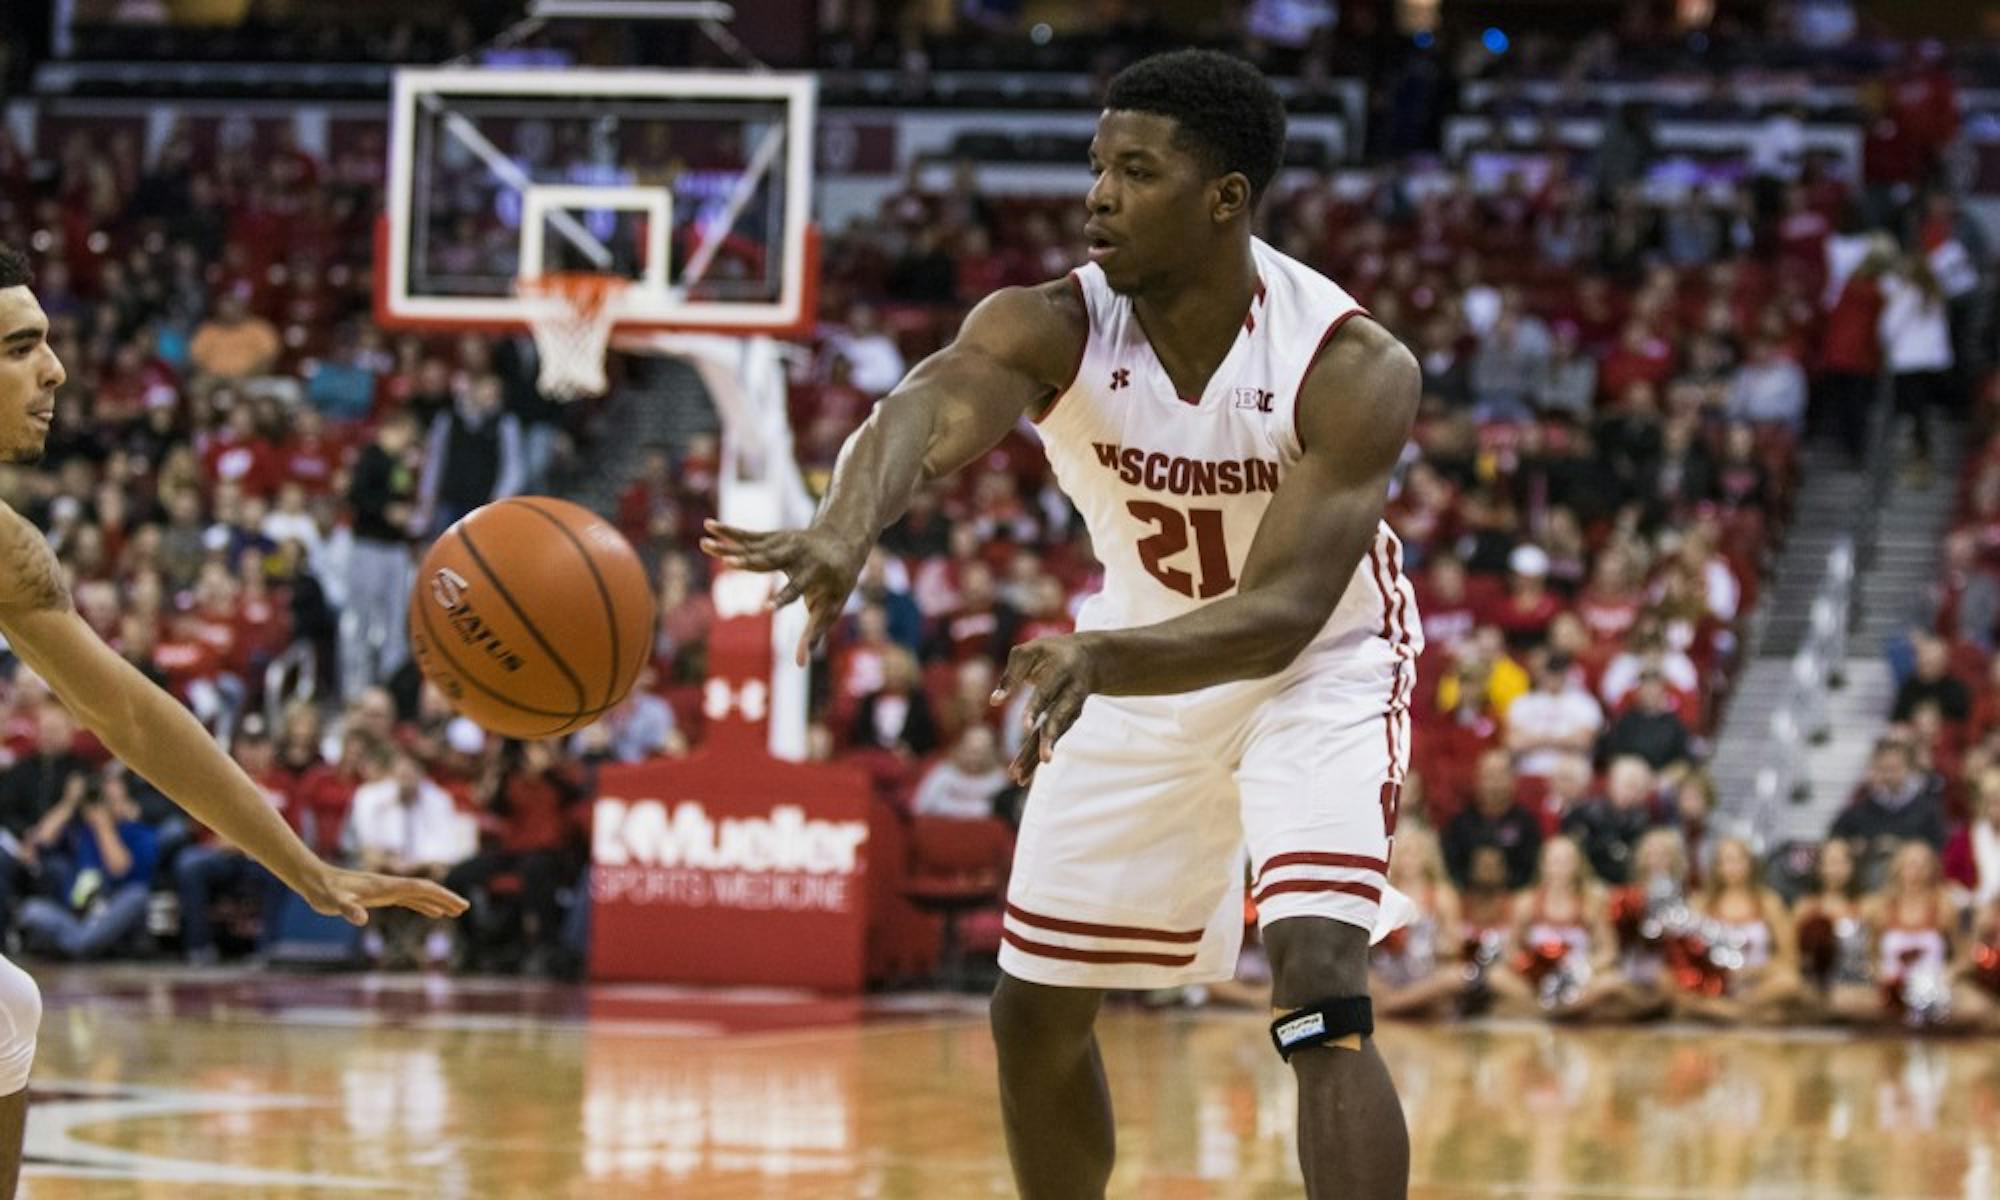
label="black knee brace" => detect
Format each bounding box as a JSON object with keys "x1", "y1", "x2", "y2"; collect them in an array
[{"x1": 1270, "y1": 996, "x2": 1373, "y2": 1061}]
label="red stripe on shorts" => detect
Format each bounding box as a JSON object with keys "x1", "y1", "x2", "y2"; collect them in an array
[
  {"x1": 1380, "y1": 530, "x2": 1415, "y2": 781},
  {"x1": 1368, "y1": 537, "x2": 1395, "y2": 642},
  {"x1": 1004, "y1": 903, "x2": 1206, "y2": 944},
  {"x1": 1252, "y1": 878, "x2": 1383, "y2": 907},
  {"x1": 1001, "y1": 929, "x2": 1199, "y2": 967},
  {"x1": 1255, "y1": 851, "x2": 1388, "y2": 884}
]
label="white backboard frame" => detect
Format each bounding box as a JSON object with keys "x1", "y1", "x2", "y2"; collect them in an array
[{"x1": 382, "y1": 66, "x2": 817, "y2": 335}]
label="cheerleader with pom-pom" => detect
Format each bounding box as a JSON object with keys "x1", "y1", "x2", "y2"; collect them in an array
[
  {"x1": 1487, "y1": 837, "x2": 1627, "y2": 1020},
  {"x1": 1670, "y1": 838, "x2": 1810, "y2": 1024},
  {"x1": 1794, "y1": 837, "x2": 1877, "y2": 1021}
]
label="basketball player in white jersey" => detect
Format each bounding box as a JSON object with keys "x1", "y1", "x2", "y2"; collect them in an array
[
  {"x1": 0, "y1": 244, "x2": 467, "y2": 1195},
  {"x1": 705, "y1": 51, "x2": 1420, "y2": 1199}
]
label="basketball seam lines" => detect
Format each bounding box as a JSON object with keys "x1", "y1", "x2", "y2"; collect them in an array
[
  {"x1": 411, "y1": 589, "x2": 588, "y2": 735},
  {"x1": 507, "y1": 497, "x2": 631, "y2": 712},
  {"x1": 453, "y1": 522, "x2": 590, "y2": 714}
]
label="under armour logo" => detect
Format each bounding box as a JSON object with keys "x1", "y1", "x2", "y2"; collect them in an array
[
  {"x1": 1110, "y1": 368, "x2": 1131, "y2": 391},
  {"x1": 703, "y1": 677, "x2": 769, "y2": 722}
]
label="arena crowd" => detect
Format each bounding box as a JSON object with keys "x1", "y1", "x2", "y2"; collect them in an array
[{"x1": 0, "y1": 9, "x2": 1996, "y2": 1032}]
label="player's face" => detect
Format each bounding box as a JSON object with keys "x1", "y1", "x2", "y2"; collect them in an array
[
  {"x1": 1085, "y1": 111, "x2": 1240, "y2": 295},
  {"x1": 0, "y1": 287, "x2": 64, "y2": 465}
]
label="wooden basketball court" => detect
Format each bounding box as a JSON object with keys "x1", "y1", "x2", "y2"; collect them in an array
[{"x1": 17, "y1": 966, "x2": 1997, "y2": 1198}]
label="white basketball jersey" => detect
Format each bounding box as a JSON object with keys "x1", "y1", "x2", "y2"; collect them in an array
[{"x1": 1035, "y1": 238, "x2": 1422, "y2": 668}]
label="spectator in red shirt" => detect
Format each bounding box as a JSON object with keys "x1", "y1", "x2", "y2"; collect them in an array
[
  {"x1": 1491, "y1": 544, "x2": 1562, "y2": 651},
  {"x1": 1013, "y1": 574, "x2": 1074, "y2": 645},
  {"x1": 1414, "y1": 553, "x2": 1481, "y2": 659},
  {"x1": 276, "y1": 702, "x2": 325, "y2": 775},
  {"x1": 954, "y1": 226, "x2": 1011, "y2": 303},
  {"x1": 292, "y1": 728, "x2": 369, "y2": 858},
  {"x1": 654, "y1": 552, "x2": 715, "y2": 685},
  {"x1": 232, "y1": 547, "x2": 291, "y2": 678},
  {"x1": 178, "y1": 561, "x2": 247, "y2": 680},
  {"x1": 1598, "y1": 320, "x2": 1675, "y2": 404},
  {"x1": 934, "y1": 561, "x2": 1020, "y2": 666},
  {"x1": 1387, "y1": 460, "x2": 1459, "y2": 566},
  {"x1": 447, "y1": 738, "x2": 589, "y2": 975},
  {"x1": 1576, "y1": 546, "x2": 1644, "y2": 645},
  {"x1": 1818, "y1": 242, "x2": 1892, "y2": 466},
  {"x1": 278, "y1": 404, "x2": 343, "y2": 495},
  {"x1": 934, "y1": 656, "x2": 1002, "y2": 748},
  {"x1": 831, "y1": 602, "x2": 898, "y2": 711},
  {"x1": 616, "y1": 444, "x2": 679, "y2": 549},
  {"x1": 1929, "y1": 531, "x2": 2000, "y2": 650},
  {"x1": 1775, "y1": 186, "x2": 1831, "y2": 296},
  {"x1": 1891, "y1": 43, "x2": 1960, "y2": 183},
  {"x1": 201, "y1": 399, "x2": 282, "y2": 499},
  {"x1": 813, "y1": 355, "x2": 873, "y2": 428}
]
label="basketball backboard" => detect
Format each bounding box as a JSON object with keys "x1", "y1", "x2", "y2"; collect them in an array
[{"x1": 378, "y1": 67, "x2": 817, "y2": 337}]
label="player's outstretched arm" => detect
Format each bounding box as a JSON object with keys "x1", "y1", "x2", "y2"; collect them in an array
[
  {"x1": 996, "y1": 318, "x2": 1419, "y2": 781},
  {"x1": 0, "y1": 505, "x2": 467, "y2": 924},
  {"x1": 704, "y1": 280, "x2": 1084, "y2": 663}
]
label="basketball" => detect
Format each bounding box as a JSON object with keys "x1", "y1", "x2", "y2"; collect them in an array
[{"x1": 408, "y1": 496, "x2": 656, "y2": 740}]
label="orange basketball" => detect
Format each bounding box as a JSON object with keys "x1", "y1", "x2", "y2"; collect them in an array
[{"x1": 408, "y1": 496, "x2": 656, "y2": 740}]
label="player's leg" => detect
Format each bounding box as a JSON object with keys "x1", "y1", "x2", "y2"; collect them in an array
[
  {"x1": 991, "y1": 694, "x2": 1244, "y2": 1200},
  {"x1": 1239, "y1": 655, "x2": 1415, "y2": 1200},
  {"x1": 0, "y1": 954, "x2": 41, "y2": 1196},
  {"x1": 989, "y1": 976, "x2": 1111, "y2": 1200},
  {"x1": 1264, "y1": 918, "x2": 1408, "y2": 1200}
]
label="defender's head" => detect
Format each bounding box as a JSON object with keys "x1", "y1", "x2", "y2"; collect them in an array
[
  {"x1": 0, "y1": 247, "x2": 65, "y2": 465},
  {"x1": 1086, "y1": 50, "x2": 1286, "y2": 295}
]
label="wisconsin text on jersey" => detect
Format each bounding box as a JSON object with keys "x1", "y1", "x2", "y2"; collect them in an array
[{"x1": 1090, "y1": 441, "x2": 1283, "y2": 498}]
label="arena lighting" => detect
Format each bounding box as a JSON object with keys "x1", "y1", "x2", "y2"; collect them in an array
[
  {"x1": 1482, "y1": 27, "x2": 1511, "y2": 55},
  {"x1": 528, "y1": 0, "x2": 735, "y2": 19}
]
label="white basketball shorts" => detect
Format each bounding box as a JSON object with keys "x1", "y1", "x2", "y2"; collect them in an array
[{"x1": 999, "y1": 636, "x2": 1416, "y2": 991}]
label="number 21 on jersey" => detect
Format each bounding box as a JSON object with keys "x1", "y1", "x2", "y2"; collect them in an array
[{"x1": 1127, "y1": 500, "x2": 1237, "y2": 599}]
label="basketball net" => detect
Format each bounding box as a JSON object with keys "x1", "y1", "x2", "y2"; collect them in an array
[{"x1": 518, "y1": 272, "x2": 627, "y2": 400}]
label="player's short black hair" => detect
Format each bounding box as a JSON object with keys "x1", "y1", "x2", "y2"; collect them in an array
[
  {"x1": 1103, "y1": 50, "x2": 1287, "y2": 199},
  {"x1": 0, "y1": 245, "x2": 30, "y2": 290}
]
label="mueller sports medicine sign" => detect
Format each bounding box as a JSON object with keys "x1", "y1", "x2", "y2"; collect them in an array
[
  {"x1": 589, "y1": 755, "x2": 874, "y2": 990},
  {"x1": 593, "y1": 799, "x2": 868, "y2": 911}
]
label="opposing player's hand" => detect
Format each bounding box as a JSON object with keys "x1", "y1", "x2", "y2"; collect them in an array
[
  {"x1": 700, "y1": 520, "x2": 867, "y2": 666},
  {"x1": 302, "y1": 865, "x2": 470, "y2": 926},
  {"x1": 993, "y1": 633, "x2": 1101, "y2": 785}
]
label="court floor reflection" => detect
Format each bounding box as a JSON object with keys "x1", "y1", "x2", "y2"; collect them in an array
[{"x1": 17, "y1": 968, "x2": 2000, "y2": 1198}]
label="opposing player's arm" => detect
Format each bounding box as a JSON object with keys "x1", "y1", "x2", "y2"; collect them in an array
[
  {"x1": 1026, "y1": 318, "x2": 1418, "y2": 698},
  {"x1": 0, "y1": 505, "x2": 465, "y2": 922},
  {"x1": 705, "y1": 280, "x2": 1084, "y2": 660}
]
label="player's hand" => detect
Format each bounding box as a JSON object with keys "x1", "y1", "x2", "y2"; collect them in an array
[
  {"x1": 993, "y1": 633, "x2": 1101, "y2": 786},
  {"x1": 700, "y1": 519, "x2": 868, "y2": 666},
  {"x1": 300, "y1": 864, "x2": 470, "y2": 926}
]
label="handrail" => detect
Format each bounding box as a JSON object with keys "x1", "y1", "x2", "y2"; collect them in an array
[{"x1": 1743, "y1": 536, "x2": 1855, "y2": 848}]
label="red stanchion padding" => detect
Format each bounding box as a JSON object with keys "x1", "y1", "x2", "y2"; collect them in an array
[{"x1": 588, "y1": 754, "x2": 876, "y2": 990}]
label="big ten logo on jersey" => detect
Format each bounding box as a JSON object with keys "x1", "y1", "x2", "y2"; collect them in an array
[
  {"x1": 592, "y1": 795, "x2": 869, "y2": 915},
  {"x1": 1232, "y1": 387, "x2": 1275, "y2": 413}
]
